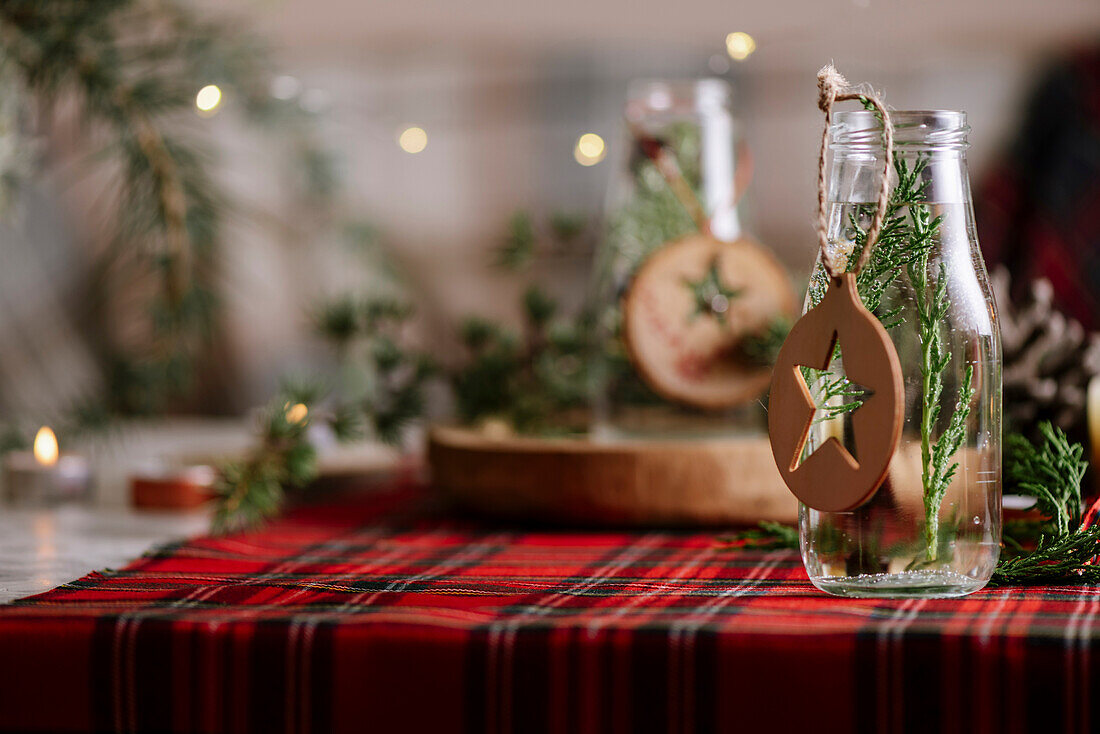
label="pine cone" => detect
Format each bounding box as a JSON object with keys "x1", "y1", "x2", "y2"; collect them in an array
[{"x1": 992, "y1": 266, "x2": 1100, "y2": 442}]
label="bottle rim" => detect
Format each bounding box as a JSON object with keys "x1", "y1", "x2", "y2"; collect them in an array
[{"x1": 830, "y1": 109, "x2": 969, "y2": 151}]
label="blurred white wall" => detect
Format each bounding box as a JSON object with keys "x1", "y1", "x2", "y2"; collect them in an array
[
  {"x1": 10, "y1": 0, "x2": 1098, "y2": 413},
  {"x1": 200, "y1": 0, "x2": 1100, "y2": 404}
]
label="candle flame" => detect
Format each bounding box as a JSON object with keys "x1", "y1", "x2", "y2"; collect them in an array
[{"x1": 33, "y1": 426, "x2": 59, "y2": 467}]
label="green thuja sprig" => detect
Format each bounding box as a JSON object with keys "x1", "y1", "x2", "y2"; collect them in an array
[
  {"x1": 803, "y1": 370, "x2": 869, "y2": 424},
  {"x1": 804, "y1": 155, "x2": 937, "y2": 418},
  {"x1": 806, "y1": 156, "x2": 935, "y2": 313},
  {"x1": 991, "y1": 529, "x2": 1100, "y2": 586},
  {"x1": 1005, "y1": 422, "x2": 1088, "y2": 538},
  {"x1": 906, "y1": 201, "x2": 973, "y2": 560},
  {"x1": 992, "y1": 422, "x2": 1097, "y2": 585}
]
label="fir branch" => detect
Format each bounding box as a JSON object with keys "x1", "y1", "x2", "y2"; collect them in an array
[
  {"x1": 723, "y1": 521, "x2": 800, "y2": 550},
  {"x1": 362, "y1": 333, "x2": 435, "y2": 444},
  {"x1": 313, "y1": 295, "x2": 434, "y2": 445},
  {"x1": 212, "y1": 391, "x2": 318, "y2": 533},
  {"x1": 1006, "y1": 422, "x2": 1087, "y2": 537},
  {"x1": 905, "y1": 194, "x2": 969, "y2": 560},
  {"x1": 989, "y1": 528, "x2": 1100, "y2": 586},
  {"x1": 215, "y1": 290, "x2": 432, "y2": 531}
]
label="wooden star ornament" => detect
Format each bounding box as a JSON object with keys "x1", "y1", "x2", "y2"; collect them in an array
[{"x1": 768, "y1": 273, "x2": 904, "y2": 512}]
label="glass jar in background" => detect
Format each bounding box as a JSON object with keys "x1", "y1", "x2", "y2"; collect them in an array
[
  {"x1": 589, "y1": 79, "x2": 796, "y2": 441},
  {"x1": 800, "y1": 110, "x2": 1002, "y2": 597}
]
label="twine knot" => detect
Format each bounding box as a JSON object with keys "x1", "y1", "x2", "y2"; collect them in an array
[
  {"x1": 815, "y1": 64, "x2": 893, "y2": 279},
  {"x1": 817, "y1": 64, "x2": 850, "y2": 113}
]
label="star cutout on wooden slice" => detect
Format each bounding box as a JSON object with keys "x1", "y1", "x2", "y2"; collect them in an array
[{"x1": 682, "y1": 255, "x2": 743, "y2": 324}]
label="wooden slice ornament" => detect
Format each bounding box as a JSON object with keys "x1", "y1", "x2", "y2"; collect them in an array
[
  {"x1": 619, "y1": 123, "x2": 796, "y2": 410},
  {"x1": 622, "y1": 233, "x2": 796, "y2": 410},
  {"x1": 767, "y1": 65, "x2": 903, "y2": 513},
  {"x1": 767, "y1": 273, "x2": 903, "y2": 511}
]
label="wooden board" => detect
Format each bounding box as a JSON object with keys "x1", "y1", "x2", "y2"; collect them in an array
[{"x1": 428, "y1": 425, "x2": 797, "y2": 526}]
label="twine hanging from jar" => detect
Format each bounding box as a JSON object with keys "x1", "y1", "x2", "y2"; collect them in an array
[{"x1": 815, "y1": 64, "x2": 894, "y2": 279}]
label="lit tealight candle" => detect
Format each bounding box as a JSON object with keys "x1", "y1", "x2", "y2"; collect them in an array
[{"x1": 2, "y1": 427, "x2": 92, "y2": 506}]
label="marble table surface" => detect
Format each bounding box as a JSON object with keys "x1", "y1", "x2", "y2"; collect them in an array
[
  {"x1": 0, "y1": 504, "x2": 209, "y2": 603},
  {"x1": 0, "y1": 419, "x2": 400, "y2": 604}
]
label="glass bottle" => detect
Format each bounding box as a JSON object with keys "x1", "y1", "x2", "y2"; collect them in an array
[
  {"x1": 589, "y1": 79, "x2": 791, "y2": 440},
  {"x1": 800, "y1": 110, "x2": 1002, "y2": 597}
]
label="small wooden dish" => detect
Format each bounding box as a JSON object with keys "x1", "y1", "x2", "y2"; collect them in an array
[{"x1": 427, "y1": 425, "x2": 796, "y2": 526}]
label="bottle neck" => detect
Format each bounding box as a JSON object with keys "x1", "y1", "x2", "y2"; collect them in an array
[
  {"x1": 828, "y1": 149, "x2": 972, "y2": 206},
  {"x1": 828, "y1": 110, "x2": 972, "y2": 206},
  {"x1": 625, "y1": 78, "x2": 742, "y2": 241}
]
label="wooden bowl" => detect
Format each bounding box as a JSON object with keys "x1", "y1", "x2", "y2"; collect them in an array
[{"x1": 427, "y1": 425, "x2": 796, "y2": 526}]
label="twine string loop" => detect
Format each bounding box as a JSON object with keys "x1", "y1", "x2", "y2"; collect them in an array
[{"x1": 816, "y1": 64, "x2": 894, "y2": 279}]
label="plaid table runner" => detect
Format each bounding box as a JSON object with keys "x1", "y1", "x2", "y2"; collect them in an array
[{"x1": 1, "y1": 480, "x2": 1098, "y2": 734}]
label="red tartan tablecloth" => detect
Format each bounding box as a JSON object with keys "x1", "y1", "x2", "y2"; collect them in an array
[{"x1": 1, "y1": 480, "x2": 1098, "y2": 734}]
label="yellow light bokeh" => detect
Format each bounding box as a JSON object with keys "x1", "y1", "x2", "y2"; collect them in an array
[
  {"x1": 33, "y1": 426, "x2": 59, "y2": 467},
  {"x1": 285, "y1": 402, "x2": 309, "y2": 424},
  {"x1": 725, "y1": 32, "x2": 756, "y2": 61},
  {"x1": 195, "y1": 84, "x2": 223, "y2": 114},
  {"x1": 574, "y1": 132, "x2": 606, "y2": 166},
  {"x1": 398, "y1": 126, "x2": 428, "y2": 154}
]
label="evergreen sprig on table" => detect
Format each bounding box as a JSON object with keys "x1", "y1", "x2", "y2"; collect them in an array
[
  {"x1": 991, "y1": 422, "x2": 1099, "y2": 585},
  {"x1": 313, "y1": 294, "x2": 436, "y2": 444},
  {"x1": 212, "y1": 391, "x2": 320, "y2": 534},
  {"x1": 211, "y1": 297, "x2": 434, "y2": 532}
]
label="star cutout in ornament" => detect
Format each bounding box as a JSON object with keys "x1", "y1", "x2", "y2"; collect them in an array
[
  {"x1": 768, "y1": 272, "x2": 904, "y2": 512},
  {"x1": 792, "y1": 342, "x2": 874, "y2": 470},
  {"x1": 683, "y1": 256, "x2": 742, "y2": 324}
]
